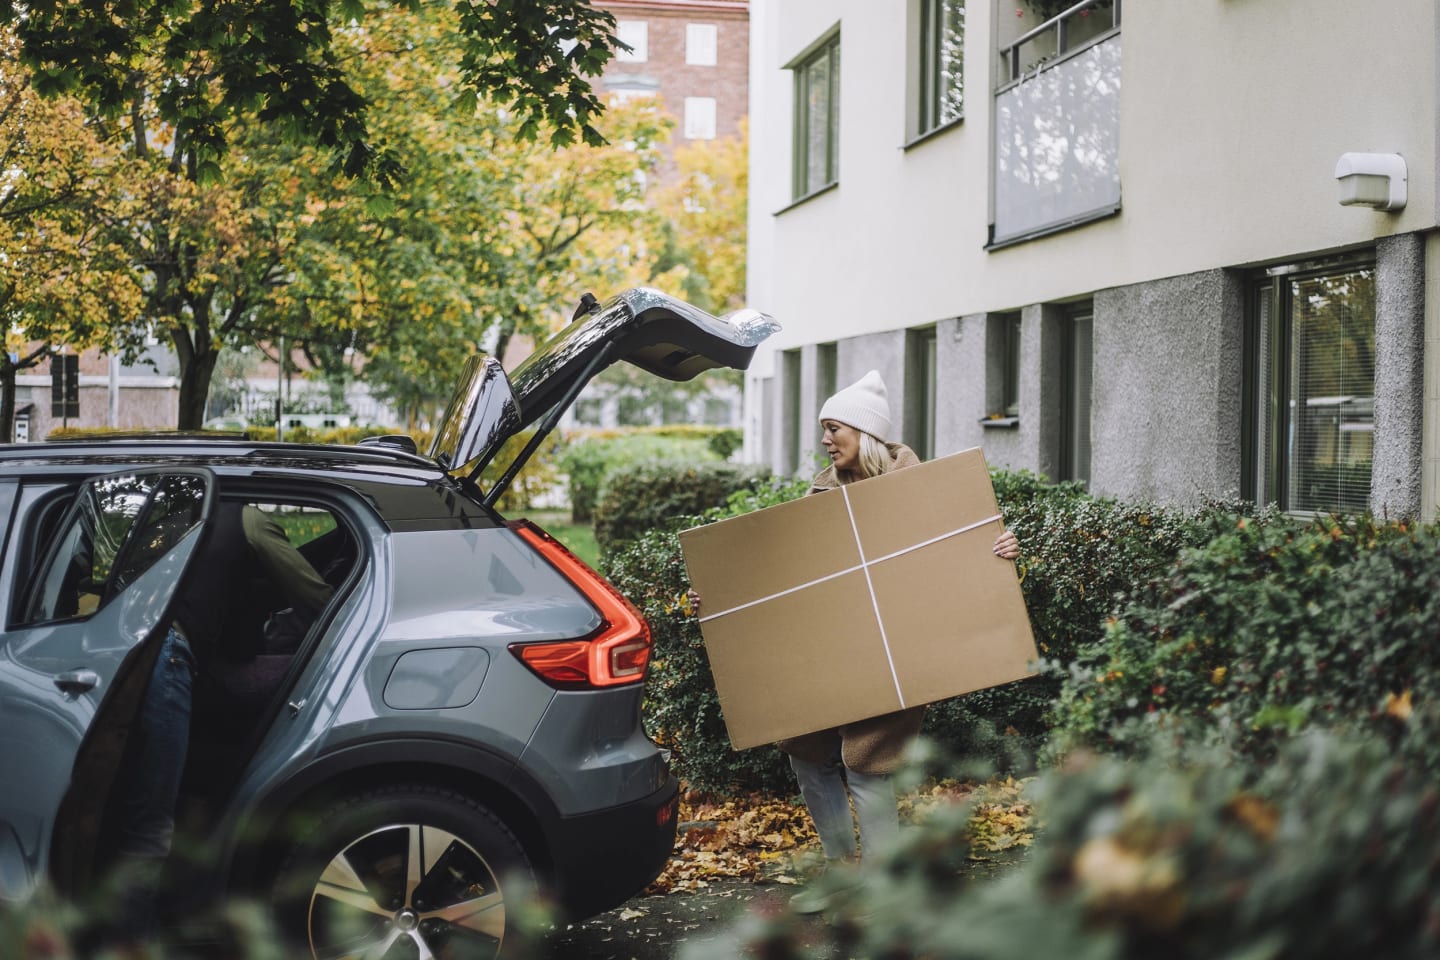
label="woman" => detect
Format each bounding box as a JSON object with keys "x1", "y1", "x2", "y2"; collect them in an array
[{"x1": 702, "y1": 370, "x2": 1020, "y2": 912}]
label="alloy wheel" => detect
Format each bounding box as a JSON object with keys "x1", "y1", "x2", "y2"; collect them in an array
[{"x1": 307, "y1": 822, "x2": 508, "y2": 960}]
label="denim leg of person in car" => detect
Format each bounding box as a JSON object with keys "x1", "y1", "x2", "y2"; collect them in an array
[
  {"x1": 789, "y1": 752, "x2": 900, "y2": 861},
  {"x1": 109, "y1": 627, "x2": 196, "y2": 934}
]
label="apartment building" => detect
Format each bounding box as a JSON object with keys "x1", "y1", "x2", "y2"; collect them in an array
[
  {"x1": 596, "y1": 0, "x2": 749, "y2": 170},
  {"x1": 745, "y1": 0, "x2": 1437, "y2": 520}
]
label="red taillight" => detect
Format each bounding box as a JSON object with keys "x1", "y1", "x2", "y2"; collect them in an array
[{"x1": 508, "y1": 521, "x2": 652, "y2": 689}]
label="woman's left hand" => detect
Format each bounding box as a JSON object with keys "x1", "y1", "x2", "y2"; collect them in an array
[{"x1": 992, "y1": 528, "x2": 1020, "y2": 561}]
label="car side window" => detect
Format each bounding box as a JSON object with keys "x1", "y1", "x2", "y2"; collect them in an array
[{"x1": 23, "y1": 473, "x2": 205, "y2": 624}]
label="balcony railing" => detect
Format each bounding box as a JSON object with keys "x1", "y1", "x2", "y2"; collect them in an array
[{"x1": 999, "y1": 0, "x2": 1122, "y2": 88}]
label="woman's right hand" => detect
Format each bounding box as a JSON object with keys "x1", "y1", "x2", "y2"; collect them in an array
[{"x1": 685, "y1": 588, "x2": 703, "y2": 616}]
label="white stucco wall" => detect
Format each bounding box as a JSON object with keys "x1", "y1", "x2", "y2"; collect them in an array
[{"x1": 744, "y1": 0, "x2": 1438, "y2": 377}]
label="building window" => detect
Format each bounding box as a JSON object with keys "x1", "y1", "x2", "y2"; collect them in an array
[
  {"x1": 985, "y1": 310, "x2": 1021, "y2": 418},
  {"x1": 1059, "y1": 305, "x2": 1093, "y2": 485},
  {"x1": 687, "y1": 23, "x2": 718, "y2": 65},
  {"x1": 816, "y1": 342, "x2": 838, "y2": 408},
  {"x1": 790, "y1": 30, "x2": 840, "y2": 200},
  {"x1": 616, "y1": 20, "x2": 648, "y2": 62},
  {"x1": 1244, "y1": 256, "x2": 1375, "y2": 513},
  {"x1": 782, "y1": 348, "x2": 803, "y2": 475},
  {"x1": 907, "y1": 327, "x2": 938, "y2": 461},
  {"x1": 684, "y1": 97, "x2": 717, "y2": 140},
  {"x1": 815, "y1": 343, "x2": 838, "y2": 466},
  {"x1": 915, "y1": 0, "x2": 964, "y2": 138}
]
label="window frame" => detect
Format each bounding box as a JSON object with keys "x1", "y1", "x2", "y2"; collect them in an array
[
  {"x1": 20, "y1": 470, "x2": 214, "y2": 628},
  {"x1": 1001, "y1": 311, "x2": 1021, "y2": 417},
  {"x1": 1058, "y1": 304, "x2": 1093, "y2": 485},
  {"x1": 913, "y1": 0, "x2": 965, "y2": 143},
  {"x1": 789, "y1": 28, "x2": 841, "y2": 202},
  {"x1": 906, "y1": 327, "x2": 939, "y2": 461},
  {"x1": 1242, "y1": 252, "x2": 1377, "y2": 514}
]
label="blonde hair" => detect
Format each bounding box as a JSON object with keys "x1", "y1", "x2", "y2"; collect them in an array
[{"x1": 855, "y1": 432, "x2": 892, "y2": 480}]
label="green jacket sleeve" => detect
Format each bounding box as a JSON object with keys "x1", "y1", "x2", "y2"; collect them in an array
[{"x1": 240, "y1": 505, "x2": 334, "y2": 618}]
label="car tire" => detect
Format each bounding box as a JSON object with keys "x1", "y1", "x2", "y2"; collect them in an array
[{"x1": 272, "y1": 783, "x2": 538, "y2": 960}]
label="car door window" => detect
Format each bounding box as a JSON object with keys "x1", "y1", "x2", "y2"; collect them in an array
[{"x1": 23, "y1": 473, "x2": 206, "y2": 624}]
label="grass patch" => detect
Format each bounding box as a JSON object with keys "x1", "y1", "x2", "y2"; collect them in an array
[{"x1": 524, "y1": 509, "x2": 600, "y2": 569}]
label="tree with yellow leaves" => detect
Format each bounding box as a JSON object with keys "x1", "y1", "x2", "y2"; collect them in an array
[{"x1": 0, "y1": 27, "x2": 144, "y2": 441}]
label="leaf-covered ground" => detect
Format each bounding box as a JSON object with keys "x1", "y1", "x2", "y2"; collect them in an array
[
  {"x1": 546, "y1": 777, "x2": 1034, "y2": 958},
  {"x1": 646, "y1": 776, "x2": 1034, "y2": 894}
]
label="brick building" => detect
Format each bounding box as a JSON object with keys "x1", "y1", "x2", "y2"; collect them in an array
[{"x1": 596, "y1": 0, "x2": 749, "y2": 172}]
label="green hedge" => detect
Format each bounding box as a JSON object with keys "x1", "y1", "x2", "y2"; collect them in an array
[
  {"x1": 561, "y1": 429, "x2": 726, "y2": 523},
  {"x1": 1049, "y1": 510, "x2": 1440, "y2": 769},
  {"x1": 592, "y1": 460, "x2": 770, "y2": 561},
  {"x1": 925, "y1": 471, "x2": 1219, "y2": 767}
]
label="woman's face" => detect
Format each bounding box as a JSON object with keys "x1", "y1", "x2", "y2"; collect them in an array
[{"x1": 821, "y1": 420, "x2": 861, "y2": 472}]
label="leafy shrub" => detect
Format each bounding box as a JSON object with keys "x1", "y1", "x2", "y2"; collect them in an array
[
  {"x1": 922, "y1": 471, "x2": 1216, "y2": 767},
  {"x1": 691, "y1": 729, "x2": 1440, "y2": 960},
  {"x1": 705, "y1": 428, "x2": 742, "y2": 461},
  {"x1": 592, "y1": 460, "x2": 770, "y2": 560},
  {"x1": 1050, "y1": 511, "x2": 1440, "y2": 768},
  {"x1": 561, "y1": 429, "x2": 724, "y2": 523},
  {"x1": 607, "y1": 476, "x2": 810, "y2": 793}
]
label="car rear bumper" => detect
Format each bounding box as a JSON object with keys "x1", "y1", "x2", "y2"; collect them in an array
[{"x1": 549, "y1": 775, "x2": 679, "y2": 919}]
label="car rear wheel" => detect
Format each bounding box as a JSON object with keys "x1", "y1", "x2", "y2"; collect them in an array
[{"x1": 274, "y1": 784, "x2": 537, "y2": 960}]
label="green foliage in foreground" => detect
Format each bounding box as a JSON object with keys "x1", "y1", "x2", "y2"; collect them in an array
[{"x1": 688, "y1": 729, "x2": 1440, "y2": 960}]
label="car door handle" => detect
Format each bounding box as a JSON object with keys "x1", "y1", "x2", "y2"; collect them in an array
[{"x1": 54, "y1": 670, "x2": 100, "y2": 696}]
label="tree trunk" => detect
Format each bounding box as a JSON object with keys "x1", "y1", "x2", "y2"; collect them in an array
[
  {"x1": 0, "y1": 359, "x2": 15, "y2": 444},
  {"x1": 176, "y1": 347, "x2": 219, "y2": 430}
]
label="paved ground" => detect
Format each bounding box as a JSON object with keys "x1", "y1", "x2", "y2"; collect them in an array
[{"x1": 544, "y1": 876, "x2": 820, "y2": 960}]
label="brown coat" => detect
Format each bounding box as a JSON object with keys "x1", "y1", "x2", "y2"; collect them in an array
[{"x1": 775, "y1": 442, "x2": 928, "y2": 776}]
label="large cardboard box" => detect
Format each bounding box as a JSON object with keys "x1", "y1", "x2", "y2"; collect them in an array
[{"x1": 679, "y1": 448, "x2": 1038, "y2": 750}]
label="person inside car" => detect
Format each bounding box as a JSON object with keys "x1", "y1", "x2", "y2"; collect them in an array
[{"x1": 101, "y1": 498, "x2": 333, "y2": 946}]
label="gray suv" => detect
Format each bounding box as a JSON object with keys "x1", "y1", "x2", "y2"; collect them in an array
[{"x1": 0, "y1": 289, "x2": 777, "y2": 957}]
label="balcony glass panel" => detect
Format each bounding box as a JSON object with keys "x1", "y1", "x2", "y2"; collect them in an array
[{"x1": 992, "y1": 35, "x2": 1121, "y2": 245}]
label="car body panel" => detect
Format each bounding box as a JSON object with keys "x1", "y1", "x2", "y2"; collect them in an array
[
  {"x1": 430, "y1": 288, "x2": 778, "y2": 484},
  {"x1": 0, "y1": 468, "x2": 215, "y2": 900}
]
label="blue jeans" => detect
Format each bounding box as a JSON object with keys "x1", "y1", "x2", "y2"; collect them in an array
[
  {"x1": 109, "y1": 626, "x2": 195, "y2": 937},
  {"x1": 789, "y1": 753, "x2": 899, "y2": 861}
]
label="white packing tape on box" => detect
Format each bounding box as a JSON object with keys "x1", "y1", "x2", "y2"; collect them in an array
[{"x1": 698, "y1": 489, "x2": 1003, "y2": 710}]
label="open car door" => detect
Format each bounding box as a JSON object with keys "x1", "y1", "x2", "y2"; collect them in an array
[
  {"x1": 0, "y1": 468, "x2": 215, "y2": 900},
  {"x1": 429, "y1": 287, "x2": 779, "y2": 504}
]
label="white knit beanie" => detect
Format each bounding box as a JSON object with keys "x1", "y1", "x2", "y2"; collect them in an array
[{"x1": 818, "y1": 369, "x2": 890, "y2": 441}]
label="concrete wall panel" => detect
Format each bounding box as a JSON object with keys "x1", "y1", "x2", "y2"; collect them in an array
[
  {"x1": 1372, "y1": 234, "x2": 1427, "y2": 519},
  {"x1": 1090, "y1": 270, "x2": 1243, "y2": 505}
]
